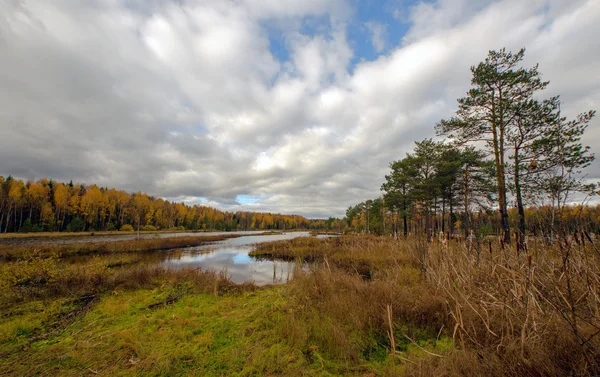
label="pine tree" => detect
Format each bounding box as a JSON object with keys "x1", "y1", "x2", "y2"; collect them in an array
[{"x1": 437, "y1": 48, "x2": 547, "y2": 243}]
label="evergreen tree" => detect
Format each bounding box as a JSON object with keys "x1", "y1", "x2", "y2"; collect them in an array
[
  {"x1": 382, "y1": 156, "x2": 418, "y2": 237},
  {"x1": 437, "y1": 48, "x2": 547, "y2": 243},
  {"x1": 529, "y1": 104, "x2": 596, "y2": 237}
]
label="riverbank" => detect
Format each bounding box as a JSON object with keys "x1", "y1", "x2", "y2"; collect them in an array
[
  {"x1": 0, "y1": 234, "x2": 248, "y2": 260},
  {"x1": 0, "y1": 231, "x2": 298, "y2": 260},
  {"x1": 0, "y1": 230, "x2": 292, "y2": 246},
  {"x1": 0, "y1": 230, "x2": 191, "y2": 240}
]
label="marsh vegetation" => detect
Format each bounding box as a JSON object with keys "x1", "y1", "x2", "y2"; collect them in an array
[{"x1": 2, "y1": 232, "x2": 598, "y2": 376}]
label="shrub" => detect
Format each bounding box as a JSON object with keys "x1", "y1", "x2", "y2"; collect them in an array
[
  {"x1": 119, "y1": 224, "x2": 134, "y2": 232},
  {"x1": 167, "y1": 226, "x2": 186, "y2": 231},
  {"x1": 20, "y1": 219, "x2": 33, "y2": 233},
  {"x1": 66, "y1": 217, "x2": 84, "y2": 232},
  {"x1": 141, "y1": 225, "x2": 157, "y2": 231}
]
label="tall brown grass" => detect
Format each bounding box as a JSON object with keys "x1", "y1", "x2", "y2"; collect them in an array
[
  {"x1": 255, "y1": 236, "x2": 448, "y2": 372},
  {"x1": 255, "y1": 234, "x2": 600, "y2": 376},
  {"x1": 416, "y1": 233, "x2": 600, "y2": 376}
]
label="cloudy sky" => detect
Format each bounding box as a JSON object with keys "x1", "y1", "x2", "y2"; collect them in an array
[{"x1": 1, "y1": 0, "x2": 598, "y2": 218}]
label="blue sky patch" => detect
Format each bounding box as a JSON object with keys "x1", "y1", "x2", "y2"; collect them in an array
[
  {"x1": 236, "y1": 194, "x2": 261, "y2": 204},
  {"x1": 347, "y1": 0, "x2": 413, "y2": 67},
  {"x1": 263, "y1": 0, "x2": 415, "y2": 73}
]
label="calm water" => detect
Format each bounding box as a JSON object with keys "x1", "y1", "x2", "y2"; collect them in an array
[
  {"x1": 6, "y1": 231, "x2": 334, "y2": 285},
  {"x1": 157, "y1": 232, "x2": 312, "y2": 285}
]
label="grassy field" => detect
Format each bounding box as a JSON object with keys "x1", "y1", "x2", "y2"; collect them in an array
[{"x1": 1, "y1": 234, "x2": 599, "y2": 376}]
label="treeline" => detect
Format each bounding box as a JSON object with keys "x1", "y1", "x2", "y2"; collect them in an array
[
  {"x1": 346, "y1": 48, "x2": 597, "y2": 247},
  {"x1": 0, "y1": 177, "x2": 314, "y2": 233}
]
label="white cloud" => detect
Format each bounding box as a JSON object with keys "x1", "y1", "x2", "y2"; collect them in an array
[
  {"x1": 0, "y1": 0, "x2": 598, "y2": 218},
  {"x1": 365, "y1": 21, "x2": 387, "y2": 53}
]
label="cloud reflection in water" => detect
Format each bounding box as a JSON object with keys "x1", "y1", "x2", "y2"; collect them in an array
[{"x1": 160, "y1": 232, "x2": 308, "y2": 285}]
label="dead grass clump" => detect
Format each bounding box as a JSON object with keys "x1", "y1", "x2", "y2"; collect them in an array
[
  {"x1": 283, "y1": 259, "x2": 446, "y2": 362},
  {"x1": 252, "y1": 235, "x2": 418, "y2": 276},
  {"x1": 110, "y1": 265, "x2": 256, "y2": 296},
  {"x1": 418, "y1": 233, "x2": 600, "y2": 376}
]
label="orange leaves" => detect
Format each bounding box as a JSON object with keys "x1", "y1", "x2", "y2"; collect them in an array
[{"x1": 0, "y1": 177, "x2": 314, "y2": 232}]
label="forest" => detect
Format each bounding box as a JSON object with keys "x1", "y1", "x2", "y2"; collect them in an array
[
  {"x1": 346, "y1": 48, "x2": 598, "y2": 248},
  {"x1": 0, "y1": 177, "x2": 317, "y2": 233}
]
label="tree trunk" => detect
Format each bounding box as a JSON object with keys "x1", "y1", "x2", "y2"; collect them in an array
[
  {"x1": 464, "y1": 165, "x2": 470, "y2": 239},
  {"x1": 366, "y1": 202, "x2": 369, "y2": 234},
  {"x1": 514, "y1": 145, "x2": 527, "y2": 254},
  {"x1": 425, "y1": 204, "x2": 432, "y2": 242},
  {"x1": 393, "y1": 210, "x2": 398, "y2": 238},
  {"x1": 492, "y1": 124, "x2": 510, "y2": 243},
  {"x1": 433, "y1": 197, "x2": 438, "y2": 233},
  {"x1": 382, "y1": 197, "x2": 385, "y2": 234},
  {"x1": 4, "y1": 207, "x2": 12, "y2": 233},
  {"x1": 0, "y1": 198, "x2": 5, "y2": 233},
  {"x1": 449, "y1": 195, "x2": 454, "y2": 238},
  {"x1": 441, "y1": 198, "x2": 446, "y2": 233},
  {"x1": 498, "y1": 89, "x2": 510, "y2": 243}
]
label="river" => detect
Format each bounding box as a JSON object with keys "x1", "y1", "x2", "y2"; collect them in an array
[
  {"x1": 156, "y1": 231, "x2": 313, "y2": 285},
  {"x1": 4, "y1": 231, "x2": 336, "y2": 285}
]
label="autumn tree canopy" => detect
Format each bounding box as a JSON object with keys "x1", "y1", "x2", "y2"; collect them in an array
[{"x1": 0, "y1": 177, "x2": 318, "y2": 233}]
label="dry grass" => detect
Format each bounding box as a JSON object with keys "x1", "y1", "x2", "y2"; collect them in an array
[
  {"x1": 255, "y1": 235, "x2": 450, "y2": 373},
  {"x1": 416, "y1": 234, "x2": 600, "y2": 376},
  {"x1": 252, "y1": 235, "x2": 418, "y2": 277},
  {"x1": 252, "y1": 233, "x2": 600, "y2": 376},
  {"x1": 0, "y1": 234, "x2": 242, "y2": 260}
]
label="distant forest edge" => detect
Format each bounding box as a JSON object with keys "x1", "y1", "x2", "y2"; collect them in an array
[
  {"x1": 346, "y1": 48, "x2": 598, "y2": 247},
  {"x1": 0, "y1": 176, "x2": 324, "y2": 233}
]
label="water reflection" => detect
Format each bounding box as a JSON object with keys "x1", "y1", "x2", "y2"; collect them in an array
[
  {"x1": 159, "y1": 232, "x2": 310, "y2": 285},
  {"x1": 162, "y1": 246, "x2": 294, "y2": 284}
]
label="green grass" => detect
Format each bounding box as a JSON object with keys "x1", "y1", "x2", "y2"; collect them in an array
[
  {"x1": 1, "y1": 286, "x2": 447, "y2": 376},
  {"x1": 3, "y1": 288, "x2": 289, "y2": 376}
]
